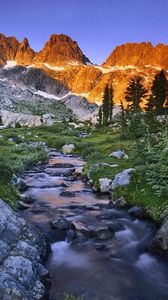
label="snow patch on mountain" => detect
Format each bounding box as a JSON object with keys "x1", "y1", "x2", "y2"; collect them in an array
[
  {"x1": 95, "y1": 65, "x2": 139, "y2": 74},
  {"x1": 43, "y1": 63, "x2": 65, "y2": 71},
  {"x1": 4, "y1": 61, "x2": 17, "y2": 69},
  {"x1": 34, "y1": 90, "x2": 72, "y2": 100}
]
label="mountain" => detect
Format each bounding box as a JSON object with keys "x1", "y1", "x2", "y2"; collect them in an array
[
  {"x1": 35, "y1": 34, "x2": 90, "y2": 66},
  {"x1": 0, "y1": 66, "x2": 98, "y2": 125},
  {"x1": 0, "y1": 33, "x2": 168, "y2": 107},
  {"x1": 103, "y1": 42, "x2": 168, "y2": 69},
  {"x1": 0, "y1": 33, "x2": 19, "y2": 65},
  {"x1": 15, "y1": 38, "x2": 35, "y2": 65},
  {"x1": 0, "y1": 33, "x2": 90, "y2": 67}
]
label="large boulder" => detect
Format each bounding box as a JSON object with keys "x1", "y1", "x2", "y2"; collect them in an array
[
  {"x1": 0, "y1": 198, "x2": 48, "y2": 299},
  {"x1": 149, "y1": 216, "x2": 168, "y2": 259},
  {"x1": 99, "y1": 178, "x2": 112, "y2": 193},
  {"x1": 111, "y1": 168, "x2": 135, "y2": 190},
  {"x1": 71, "y1": 221, "x2": 114, "y2": 241},
  {"x1": 109, "y1": 150, "x2": 129, "y2": 160},
  {"x1": 62, "y1": 144, "x2": 75, "y2": 154}
]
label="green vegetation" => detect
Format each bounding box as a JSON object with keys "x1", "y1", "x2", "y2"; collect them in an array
[
  {"x1": 0, "y1": 133, "x2": 48, "y2": 207},
  {"x1": 0, "y1": 83, "x2": 168, "y2": 223},
  {"x1": 145, "y1": 69, "x2": 168, "y2": 115}
]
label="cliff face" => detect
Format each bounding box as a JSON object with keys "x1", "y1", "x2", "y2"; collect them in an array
[{"x1": 0, "y1": 34, "x2": 168, "y2": 105}]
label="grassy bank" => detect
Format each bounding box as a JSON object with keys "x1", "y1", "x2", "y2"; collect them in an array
[
  {"x1": 0, "y1": 122, "x2": 167, "y2": 223},
  {"x1": 0, "y1": 133, "x2": 48, "y2": 207}
]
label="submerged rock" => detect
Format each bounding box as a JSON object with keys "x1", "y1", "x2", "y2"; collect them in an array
[
  {"x1": 113, "y1": 197, "x2": 127, "y2": 208},
  {"x1": 128, "y1": 206, "x2": 143, "y2": 218},
  {"x1": 51, "y1": 218, "x2": 70, "y2": 231}
]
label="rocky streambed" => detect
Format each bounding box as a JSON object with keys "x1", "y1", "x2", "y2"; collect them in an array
[{"x1": 1, "y1": 150, "x2": 168, "y2": 299}]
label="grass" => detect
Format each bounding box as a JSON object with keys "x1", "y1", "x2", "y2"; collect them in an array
[
  {"x1": 0, "y1": 122, "x2": 167, "y2": 223},
  {"x1": 0, "y1": 132, "x2": 48, "y2": 207}
]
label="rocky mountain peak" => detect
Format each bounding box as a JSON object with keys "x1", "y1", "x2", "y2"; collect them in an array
[
  {"x1": 35, "y1": 33, "x2": 90, "y2": 66},
  {"x1": 0, "y1": 33, "x2": 19, "y2": 65},
  {"x1": 103, "y1": 42, "x2": 168, "y2": 69},
  {"x1": 15, "y1": 37, "x2": 35, "y2": 65}
]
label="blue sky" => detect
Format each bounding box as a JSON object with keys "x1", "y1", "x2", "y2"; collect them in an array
[{"x1": 0, "y1": 0, "x2": 168, "y2": 64}]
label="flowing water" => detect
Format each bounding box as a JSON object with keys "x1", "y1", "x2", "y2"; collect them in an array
[{"x1": 20, "y1": 150, "x2": 168, "y2": 300}]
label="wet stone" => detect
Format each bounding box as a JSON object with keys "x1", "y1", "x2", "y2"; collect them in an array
[{"x1": 51, "y1": 218, "x2": 70, "y2": 231}]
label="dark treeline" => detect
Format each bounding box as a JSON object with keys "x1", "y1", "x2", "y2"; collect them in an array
[{"x1": 98, "y1": 69, "x2": 168, "y2": 127}]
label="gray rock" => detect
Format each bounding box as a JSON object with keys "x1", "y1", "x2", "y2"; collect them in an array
[
  {"x1": 71, "y1": 221, "x2": 90, "y2": 240},
  {"x1": 113, "y1": 197, "x2": 127, "y2": 208},
  {"x1": 99, "y1": 178, "x2": 112, "y2": 193},
  {"x1": 3, "y1": 256, "x2": 34, "y2": 287},
  {"x1": 12, "y1": 241, "x2": 40, "y2": 261},
  {"x1": 128, "y1": 206, "x2": 143, "y2": 218},
  {"x1": 0, "y1": 241, "x2": 11, "y2": 263},
  {"x1": 1, "y1": 110, "x2": 42, "y2": 128},
  {"x1": 0, "y1": 272, "x2": 29, "y2": 300},
  {"x1": 109, "y1": 150, "x2": 129, "y2": 159},
  {"x1": 62, "y1": 144, "x2": 75, "y2": 154},
  {"x1": 0, "y1": 198, "x2": 48, "y2": 299},
  {"x1": 51, "y1": 218, "x2": 70, "y2": 231},
  {"x1": 89, "y1": 226, "x2": 114, "y2": 240},
  {"x1": 111, "y1": 168, "x2": 135, "y2": 190},
  {"x1": 149, "y1": 217, "x2": 168, "y2": 259}
]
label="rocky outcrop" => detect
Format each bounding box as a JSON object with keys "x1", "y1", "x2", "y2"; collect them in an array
[
  {"x1": 149, "y1": 216, "x2": 168, "y2": 259},
  {"x1": 0, "y1": 198, "x2": 48, "y2": 300},
  {"x1": 0, "y1": 110, "x2": 42, "y2": 128},
  {"x1": 35, "y1": 34, "x2": 90, "y2": 66}
]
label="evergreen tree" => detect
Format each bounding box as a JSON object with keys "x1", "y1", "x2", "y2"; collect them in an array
[
  {"x1": 145, "y1": 69, "x2": 168, "y2": 115},
  {"x1": 98, "y1": 105, "x2": 103, "y2": 126},
  {"x1": 118, "y1": 101, "x2": 128, "y2": 139},
  {"x1": 102, "y1": 84, "x2": 110, "y2": 125},
  {"x1": 125, "y1": 76, "x2": 147, "y2": 113},
  {"x1": 109, "y1": 85, "x2": 114, "y2": 123}
]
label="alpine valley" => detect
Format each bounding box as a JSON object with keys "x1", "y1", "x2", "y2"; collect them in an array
[{"x1": 1, "y1": 33, "x2": 168, "y2": 126}]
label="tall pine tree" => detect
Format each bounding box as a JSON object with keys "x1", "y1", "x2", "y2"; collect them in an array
[
  {"x1": 102, "y1": 84, "x2": 114, "y2": 125},
  {"x1": 109, "y1": 85, "x2": 114, "y2": 123},
  {"x1": 102, "y1": 84, "x2": 110, "y2": 125},
  {"x1": 98, "y1": 105, "x2": 103, "y2": 126},
  {"x1": 145, "y1": 69, "x2": 168, "y2": 115},
  {"x1": 125, "y1": 76, "x2": 147, "y2": 113}
]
